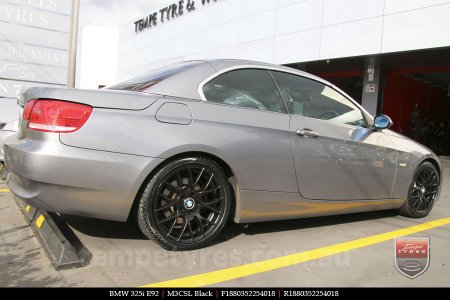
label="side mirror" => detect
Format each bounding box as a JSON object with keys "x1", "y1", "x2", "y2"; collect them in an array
[{"x1": 372, "y1": 114, "x2": 393, "y2": 131}]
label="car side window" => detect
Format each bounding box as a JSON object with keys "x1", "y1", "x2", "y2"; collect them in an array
[
  {"x1": 271, "y1": 71, "x2": 367, "y2": 128},
  {"x1": 202, "y1": 69, "x2": 287, "y2": 113}
]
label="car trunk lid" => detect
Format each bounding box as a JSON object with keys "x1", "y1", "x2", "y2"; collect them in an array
[{"x1": 17, "y1": 87, "x2": 158, "y2": 139}]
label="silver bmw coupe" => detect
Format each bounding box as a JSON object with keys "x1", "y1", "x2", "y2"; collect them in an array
[{"x1": 3, "y1": 60, "x2": 442, "y2": 250}]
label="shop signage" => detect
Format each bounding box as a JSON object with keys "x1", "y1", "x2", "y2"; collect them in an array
[
  {"x1": 0, "y1": 42, "x2": 67, "y2": 67},
  {"x1": 134, "y1": 0, "x2": 220, "y2": 33},
  {"x1": 0, "y1": 1, "x2": 71, "y2": 32},
  {"x1": 0, "y1": 61, "x2": 67, "y2": 84},
  {"x1": 1, "y1": 0, "x2": 72, "y2": 14}
]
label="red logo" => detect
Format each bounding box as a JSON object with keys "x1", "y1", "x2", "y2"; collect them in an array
[{"x1": 395, "y1": 237, "x2": 430, "y2": 279}]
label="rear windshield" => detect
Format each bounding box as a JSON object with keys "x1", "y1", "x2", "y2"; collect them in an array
[{"x1": 106, "y1": 61, "x2": 203, "y2": 92}]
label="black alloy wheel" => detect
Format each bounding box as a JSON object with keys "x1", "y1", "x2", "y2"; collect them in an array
[
  {"x1": 400, "y1": 162, "x2": 440, "y2": 218},
  {"x1": 137, "y1": 157, "x2": 232, "y2": 250}
]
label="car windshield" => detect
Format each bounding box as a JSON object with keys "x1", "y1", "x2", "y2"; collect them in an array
[{"x1": 106, "y1": 61, "x2": 203, "y2": 92}]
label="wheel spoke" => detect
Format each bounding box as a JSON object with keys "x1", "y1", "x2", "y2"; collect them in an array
[
  {"x1": 202, "y1": 174, "x2": 214, "y2": 192},
  {"x1": 424, "y1": 175, "x2": 434, "y2": 185},
  {"x1": 165, "y1": 181, "x2": 181, "y2": 192},
  {"x1": 177, "y1": 219, "x2": 188, "y2": 242},
  {"x1": 203, "y1": 205, "x2": 222, "y2": 215},
  {"x1": 176, "y1": 171, "x2": 183, "y2": 189},
  {"x1": 155, "y1": 203, "x2": 174, "y2": 212},
  {"x1": 200, "y1": 186, "x2": 222, "y2": 196},
  {"x1": 188, "y1": 168, "x2": 194, "y2": 187},
  {"x1": 167, "y1": 218, "x2": 178, "y2": 237},
  {"x1": 187, "y1": 218, "x2": 195, "y2": 242},
  {"x1": 158, "y1": 213, "x2": 179, "y2": 224},
  {"x1": 204, "y1": 197, "x2": 224, "y2": 205},
  {"x1": 199, "y1": 215, "x2": 217, "y2": 227},
  {"x1": 158, "y1": 193, "x2": 174, "y2": 202},
  {"x1": 196, "y1": 216, "x2": 206, "y2": 238},
  {"x1": 150, "y1": 162, "x2": 229, "y2": 246},
  {"x1": 414, "y1": 196, "x2": 424, "y2": 210},
  {"x1": 193, "y1": 168, "x2": 205, "y2": 186}
]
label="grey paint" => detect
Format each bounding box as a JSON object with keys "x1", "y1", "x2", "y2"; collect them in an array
[
  {"x1": 239, "y1": 190, "x2": 404, "y2": 223},
  {"x1": 290, "y1": 115, "x2": 397, "y2": 200},
  {"x1": 24, "y1": 87, "x2": 158, "y2": 110},
  {"x1": 3, "y1": 59, "x2": 442, "y2": 223},
  {"x1": 5, "y1": 132, "x2": 164, "y2": 221},
  {"x1": 60, "y1": 98, "x2": 297, "y2": 193},
  {"x1": 386, "y1": 131, "x2": 438, "y2": 198},
  {"x1": 155, "y1": 102, "x2": 193, "y2": 125},
  {"x1": 0, "y1": 130, "x2": 15, "y2": 161}
]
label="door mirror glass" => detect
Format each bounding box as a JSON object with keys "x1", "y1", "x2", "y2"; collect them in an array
[{"x1": 373, "y1": 115, "x2": 393, "y2": 130}]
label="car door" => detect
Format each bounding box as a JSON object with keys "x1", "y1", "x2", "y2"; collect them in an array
[
  {"x1": 199, "y1": 68, "x2": 298, "y2": 193},
  {"x1": 271, "y1": 71, "x2": 397, "y2": 200}
]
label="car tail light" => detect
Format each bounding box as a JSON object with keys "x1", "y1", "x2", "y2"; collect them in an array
[
  {"x1": 23, "y1": 99, "x2": 93, "y2": 133},
  {"x1": 23, "y1": 99, "x2": 37, "y2": 120}
]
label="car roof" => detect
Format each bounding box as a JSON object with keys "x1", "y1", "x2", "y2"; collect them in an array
[
  {"x1": 143, "y1": 59, "x2": 331, "y2": 101},
  {"x1": 205, "y1": 59, "x2": 325, "y2": 82}
]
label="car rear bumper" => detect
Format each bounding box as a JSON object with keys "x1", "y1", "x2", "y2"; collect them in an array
[{"x1": 4, "y1": 133, "x2": 163, "y2": 221}]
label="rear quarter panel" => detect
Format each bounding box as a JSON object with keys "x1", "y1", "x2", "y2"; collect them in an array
[{"x1": 60, "y1": 97, "x2": 298, "y2": 193}]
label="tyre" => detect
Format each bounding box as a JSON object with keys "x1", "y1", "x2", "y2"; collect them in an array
[
  {"x1": 399, "y1": 162, "x2": 440, "y2": 218},
  {"x1": 137, "y1": 157, "x2": 232, "y2": 250}
]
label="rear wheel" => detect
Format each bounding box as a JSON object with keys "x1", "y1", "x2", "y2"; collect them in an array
[
  {"x1": 399, "y1": 162, "x2": 440, "y2": 218},
  {"x1": 137, "y1": 157, "x2": 232, "y2": 250}
]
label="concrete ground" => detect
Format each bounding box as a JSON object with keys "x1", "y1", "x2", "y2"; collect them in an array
[{"x1": 0, "y1": 159, "x2": 449, "y2": 287}]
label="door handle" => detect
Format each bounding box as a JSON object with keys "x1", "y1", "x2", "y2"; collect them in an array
[{"x1": 296, "y1": 129, "x2": 320, "y2": 138}]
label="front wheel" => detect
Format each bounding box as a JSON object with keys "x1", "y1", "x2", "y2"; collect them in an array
[
  {"x1": 137, "y1": 157, "x2": 232, "y2": 250},
  {"x1": 399, "y1": 162, "x2": 440, "y2": 218}
]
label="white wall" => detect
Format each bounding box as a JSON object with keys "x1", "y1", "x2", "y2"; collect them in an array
[{"x1": 117, "y1": 0, "x2": 450, "y2": 80}]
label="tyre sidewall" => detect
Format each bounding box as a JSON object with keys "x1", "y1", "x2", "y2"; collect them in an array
[{"x1": 401, "y1": 162, "x2": 439, "y2": 218}]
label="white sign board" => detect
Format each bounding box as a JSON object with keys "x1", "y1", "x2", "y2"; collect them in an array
[
  {"x1": 0, "y1": 0, "x2": 72, "y2": 122},
  {"x1": 0, "y1": 61, "x2": 68, "y2": 83},
  {"x1": 1, "y1": 0, "x2": 72, "y2": 15}
]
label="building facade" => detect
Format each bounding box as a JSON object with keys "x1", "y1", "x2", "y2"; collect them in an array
[
  {"x1": 0, "y1": 0, "x2": 73, "y2": 127},
  {"x1": 118, "y1": 0, "x2": 450, "y2": 78},
  {"x1": 118, "y1": 0, "x2": 450, "y2": 154}
]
